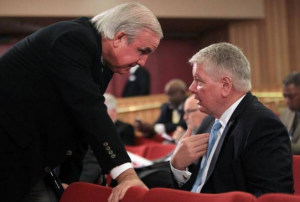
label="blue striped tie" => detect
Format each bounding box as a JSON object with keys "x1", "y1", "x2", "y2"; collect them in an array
[{"x1": 191, "y1": 120, "x2": 222, "y2": 192}]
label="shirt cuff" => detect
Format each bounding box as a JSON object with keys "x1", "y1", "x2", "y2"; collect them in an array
[
  {"x1": 110, "y1": 163, "x2": 133, "y2": 179},
  {"x1": 170, "y1": 161, "x2": 191, "y2": 186}
]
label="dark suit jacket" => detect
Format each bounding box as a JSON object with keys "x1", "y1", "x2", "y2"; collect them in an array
[
  {"x1": 174, "y1": 92, "x2": 293, "y2": 196},
  {"x1": 0, "y1": 17, "x2": 131, "y2": 201},
  {"x1": 155, "y1": 102, "x2": 187, "y2": 133},
  {"x1": 122, "y1": 66, "x2": 150, "y2": 97}
]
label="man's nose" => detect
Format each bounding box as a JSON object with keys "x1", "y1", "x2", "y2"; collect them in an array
[
  {"x1": 189, "y1": 81, "x2": 196, "y2": 93},
  {"x1": 137, "y1": 55, "x2": 148, "y2": 67}
]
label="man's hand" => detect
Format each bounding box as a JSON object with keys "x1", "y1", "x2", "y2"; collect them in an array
[
  {"x1": 108, "y1": 168, "x2": 148, "y2": 202},
  {"x1": 171, "y1": 126, "x2": 209, "y2": 170},
  {"x1": 62, "y1": 183, "x2": 69, "y2": 190}
]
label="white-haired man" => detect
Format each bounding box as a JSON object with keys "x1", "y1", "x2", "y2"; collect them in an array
[
  {"x1": 171, "y1": 43, "x2": 293, "y2": 196},
  {"x1": 0, "y1": 3, "x2": 162, "y2": 202}
]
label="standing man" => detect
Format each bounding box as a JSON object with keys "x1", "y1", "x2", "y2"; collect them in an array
[
  {"x1": 281, "y1": 72, "x2": 300, "y2": 154},
  {"x1": 0, "y1": 3, "x2": 162, "y2": 202},
  {"x1": 171, "y1": 43, "x2": 293, "y2": 196}
]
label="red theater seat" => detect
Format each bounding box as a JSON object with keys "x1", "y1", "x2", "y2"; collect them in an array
[{"x1": 142, "y1": 188, "x2": 256, "y2": 202}]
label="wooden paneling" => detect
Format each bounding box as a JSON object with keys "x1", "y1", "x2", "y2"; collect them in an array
[
  {"x1": 228, "y1": 0, "x2": 299, "y2": 92},
  {"x1": 286, "y1": 0, "x2": 300, "y2": 73},
  {"x1": 116, "y1": 94, "x2": 168, "y2": 125}
]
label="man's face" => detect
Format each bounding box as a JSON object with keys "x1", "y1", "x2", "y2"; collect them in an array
[
  {"x1": 283, "y1": 84, "x2": 300, "y2": 111},
  {"x1": 184, "y1": 97, "x2": 207, "y2": 131},
  {"x1": 167, "y1": 87, "x2": 185, "y2": 107},
  {"x1": 105, "y1": 29, "x2": 160, "y2": 75},
  {"x1": 189, "y1": 63, "x2": 223, "y2": 118}
]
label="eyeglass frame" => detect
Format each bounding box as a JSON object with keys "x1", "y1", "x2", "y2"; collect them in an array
[{"x1": 184, "y1": 108, "x2": 199, "y2": 116}]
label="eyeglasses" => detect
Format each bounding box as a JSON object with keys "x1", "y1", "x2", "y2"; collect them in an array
[{"x1": 184, "y1": 109, "x2": 198, "y2": 115}]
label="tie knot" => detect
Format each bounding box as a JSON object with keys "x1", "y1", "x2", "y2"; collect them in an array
[{"x1": 212, "y1": 120, "x2": 222, "y2": 132}]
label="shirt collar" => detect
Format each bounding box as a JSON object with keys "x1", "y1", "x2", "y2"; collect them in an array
[
  {"x1": 129, "y1": 65, "x2": 139, "y2": 74},
  {"x1": 218, "y1": 94, "x2": 246, "y2": 128}
]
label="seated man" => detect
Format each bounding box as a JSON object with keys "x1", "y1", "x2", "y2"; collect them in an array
[
  {"x1": 80, "y1": 93, "x2": 135, "y2": 183},
  {"x1": 171, "y1": 42, "x2": 293, "y2": 196},
  {"x1": 172, "y1": 95, "x2": 207, "y2": 143},
  {"x1": 137, "y1": 79, "x2": 187, "y2": 138},
  {"x1": 280, "y1": 72, "x2": 300, "y2": 154}
]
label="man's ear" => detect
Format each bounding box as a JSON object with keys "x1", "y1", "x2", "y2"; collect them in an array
[
  {"x1": 221, "y1": 76, "x2": 232, "y2": 97},
  {"x1": 113, "y1": 31, "x2": 126, "y2": 48}
]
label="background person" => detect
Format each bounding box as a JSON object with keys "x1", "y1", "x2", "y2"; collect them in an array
[
  {"x1": 170, "y1": 42, "x2": 293, "y2": 196},
  {"x1": 172, "y1": 95, "x2": 207, "y2": 143},
  {"x1": 122, "y1": 65, "x2": 151, "y2": 97},
  {"x1": 280, "y1": 72, "x2": 300, "y2": 155},
  {"x1": 136, "y1": 79, "x2": 187, "y2": 139},
  {"x1": 0, "y1": 3, "x2": 163, "y2": 202}
]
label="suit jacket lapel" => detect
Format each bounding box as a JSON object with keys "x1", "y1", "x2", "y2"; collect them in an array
[
  {"x1": 204, "y1": 92, "x2": 255, "y2": 183},
  {"x1": 205, "y1": 120, "x2": 235, "y2": 183}
]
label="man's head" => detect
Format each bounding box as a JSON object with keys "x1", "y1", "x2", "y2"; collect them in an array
[
  {"x1": 92, "y1": 3, "x2": 163, "y2": 75},
  {"x1": 184, "y1": 95, "x2": 207, "y2": 132},
  {"x1": 188, "y1": 42, "x2": 251, "y2": 118},
  {"x1": 283, "y1": 72, "x2": 300, "y2": 111},
  {"x1": 165, "y1": 79, "x2": 187, "y2": 108},
  {"x1": 104, "y1": 93, "x2": 118, "y2": 122}
]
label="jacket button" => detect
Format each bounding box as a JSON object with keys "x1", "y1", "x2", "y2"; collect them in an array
[
  {"x1": 108, "y1": 150, "x2": 113, "y2": 154},
  {"x1": 66, "y1": 150, "x2": 72, "y2": 156},
  {"x1": 106, "y1": 146, "x2": 111, "y2": 151},
  {"x1": 45, "y1": 166, "x2": 51, "y2": 173},
  {"x1": 103, "y1": 142, "x2": 108, "y2": 146},
  {"x1": 111, "y1": 154, "x2": 116, "y2": 158}
]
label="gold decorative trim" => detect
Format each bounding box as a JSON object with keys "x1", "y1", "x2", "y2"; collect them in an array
[
  {"x1": 252, "y1": 92, "x2": 283, "y2": 98},
  {"x1": 117, "y1": 92, "x2": 284, "y2": 114},
  {"x1": 117, "y1": 103, "x2": 162, "y2": 114}
]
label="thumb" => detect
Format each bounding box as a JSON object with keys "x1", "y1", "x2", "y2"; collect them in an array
[{"x1": 182, "y1": 126, "x2": 193, "y2": 139}]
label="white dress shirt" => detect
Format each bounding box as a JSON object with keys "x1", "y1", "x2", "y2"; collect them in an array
[{"x1": 171, "y1": 95, "x2": 245, "y2": 192}]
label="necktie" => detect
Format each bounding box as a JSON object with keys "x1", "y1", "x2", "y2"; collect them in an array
[{"x1": 191, "y1": 120, "x2": 222, "y2": 192}]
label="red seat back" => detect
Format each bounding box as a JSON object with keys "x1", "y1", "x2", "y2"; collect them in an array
[
  {"x1": 142, "y1": 188, "x2": 256, "y2": 202},
  {"x1": 293, "y1": 155, "x2": 300, "y2": 195},
  {"x1": 60, "y1": 182, "x2": 112, "y2": 202},
  {"x1": 144, "y1": 144, "x2": 175, "y2": 160},
  {"x1": 257, "y1": 193, "x2": 300, "y2": 202}
]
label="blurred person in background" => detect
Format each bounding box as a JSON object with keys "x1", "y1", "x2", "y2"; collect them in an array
[
  {"x1": 122, "y1": 65, "x2": 150, "y2": 97},
  {"x1": 280, "y1": 72, "x2": 300, "y2": 155},
  {"x1": 172, "y1": 95, "x2": 207, "y2": 143},
  {"x1": 136, "y1": 79, "x2": 187, "y2": 139}
]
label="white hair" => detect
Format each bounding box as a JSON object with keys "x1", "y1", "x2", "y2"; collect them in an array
[
  {"x1": 104, "y1": 93, "x2": 117, "y2": 110},
  {"x1": 189, "y1": 42, "x2": 252, "y2": 93},
  {"x1": 91, "y1": 2, "x2": 163, "y2": 44}
]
